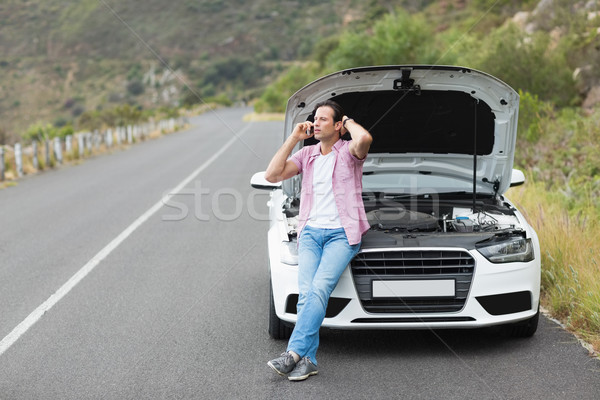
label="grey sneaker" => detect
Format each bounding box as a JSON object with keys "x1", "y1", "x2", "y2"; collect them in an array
[
  {"x1": 267, "y1": 352, "x2": 297, "y2": 376},
  {"x1": 288, "y1": 357, "x2": 318, "y2": 381}
]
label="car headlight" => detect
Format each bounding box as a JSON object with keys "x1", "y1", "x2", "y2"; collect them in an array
[
  {"x1": 477, "y1": 238, "x2": 534, "y2": 263},
  {"x1": 280, "y1": 240, "x2": 298, "y2": 265}
]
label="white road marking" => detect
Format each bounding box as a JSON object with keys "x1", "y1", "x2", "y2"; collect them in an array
[{"x1": 0, "y1": 125, "x2": 250, "y2": 356}]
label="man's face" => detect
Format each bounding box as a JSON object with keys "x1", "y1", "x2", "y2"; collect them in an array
[{"x1": 313, "y1": 106, "x2": 340, "y2": 141}]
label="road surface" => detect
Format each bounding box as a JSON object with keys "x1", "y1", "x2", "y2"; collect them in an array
[{"x1": 0, "y1": 107, "x2": 598, "y2": 399}]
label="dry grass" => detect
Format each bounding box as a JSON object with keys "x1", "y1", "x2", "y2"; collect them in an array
[
  {"x1": 243, "y1": 112, "x2": 285, "y2": 122},
  {"x1": 508, "y1": 180, "x2": 600, "y2": 353}
]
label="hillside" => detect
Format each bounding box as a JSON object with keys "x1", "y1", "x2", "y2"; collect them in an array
[
  {"x1": 1, "y1": 0, "x2": 599, "y2": 144},
  {"x1": 0, "y1": 0, "x2": 427, "y2": 143}
]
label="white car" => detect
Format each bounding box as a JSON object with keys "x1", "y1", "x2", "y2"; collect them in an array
[{"x1": 251, "y1": 65, "x2": 541, "y2": 340}]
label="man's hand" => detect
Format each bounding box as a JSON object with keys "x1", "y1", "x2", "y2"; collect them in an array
[
  {"x1": 344, "y1": 116, "x2": 373, "y2": 160},
  {"x1": 264, "y1": 123, "x2": 309, "y2": 183},
  {"x1": 292, "y1": 121, "x2": 314, "y2": 140}
]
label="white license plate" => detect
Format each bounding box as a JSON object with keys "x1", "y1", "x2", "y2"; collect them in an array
[{"x1": 372, "y1": 280, "x2": 455, "y2": 298}]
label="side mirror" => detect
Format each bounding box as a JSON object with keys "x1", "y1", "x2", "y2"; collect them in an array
[
  {"x1": 510, "y1": 169, "x2": 525, "y2": 187},
  {"x1": 250, "y1": 171, "x2": 281, "y2": 190}
]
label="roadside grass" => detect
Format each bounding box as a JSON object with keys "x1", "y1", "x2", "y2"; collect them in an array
[
  {"x1": 243, "y1": 112, "x2": 285, "y2": 122},
  {"x1": 508, "y1": 180, "x2": 600, "y2": 353}
]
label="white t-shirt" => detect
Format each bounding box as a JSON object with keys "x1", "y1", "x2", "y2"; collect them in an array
[{"x1": 307, "y1": 151, "x2": 342, "y2": 229}]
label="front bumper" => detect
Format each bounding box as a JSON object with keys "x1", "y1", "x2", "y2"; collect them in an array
[{"x1": 270, "y1": 242, "x2": 541, "y2": 330}]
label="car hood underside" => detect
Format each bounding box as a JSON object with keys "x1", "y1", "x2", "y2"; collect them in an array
[{"x1": 282, "y1": 65, "x2": 520, "y2": 198}]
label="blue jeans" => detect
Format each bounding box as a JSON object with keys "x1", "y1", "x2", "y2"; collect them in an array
[{"x1": 286, "y1": 225, "x2": 361, "y2": 365}]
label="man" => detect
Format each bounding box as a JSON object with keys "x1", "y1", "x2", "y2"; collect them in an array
[{"x1": 264, "y1": 100, "x2": 373, "y2": 381}]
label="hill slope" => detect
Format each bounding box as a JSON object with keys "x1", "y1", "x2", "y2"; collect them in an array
[{"x1": 0, "y1": 0, "x2": 425, "y2": 142}]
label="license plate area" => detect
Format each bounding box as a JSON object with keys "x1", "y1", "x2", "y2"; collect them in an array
[{"x1": 372, "y1": 280, "x2": 455, "y2": 298}]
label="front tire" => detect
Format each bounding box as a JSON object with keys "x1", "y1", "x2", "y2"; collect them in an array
[{"x1": 269, "y1": 279, "x2": 293, "y2": 340}]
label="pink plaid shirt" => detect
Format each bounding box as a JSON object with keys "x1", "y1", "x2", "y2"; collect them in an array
[{"x1": 289, "y1": 139, "x2": 369, "y2": 245}]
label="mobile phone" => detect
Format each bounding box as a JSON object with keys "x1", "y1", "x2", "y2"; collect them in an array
[{"x1": 306, "y1": 126, "x2": 314, "y2": 135}]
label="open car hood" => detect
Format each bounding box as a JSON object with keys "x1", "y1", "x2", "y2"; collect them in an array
[{"x1": 282, "y1": 65, "x2": 520, "y2": 198}]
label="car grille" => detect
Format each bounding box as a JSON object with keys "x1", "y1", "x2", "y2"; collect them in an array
[{"x1": 351, "y1": 250, "x2": 475, "y2": 313}]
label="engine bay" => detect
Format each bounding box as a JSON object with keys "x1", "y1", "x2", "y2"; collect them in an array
[
  {"x1": 282, "y1": 192, "x2": 527, "y2": 250},
  {"x1": 362, "y1": 192, "x2": 520, "y2": 234}
]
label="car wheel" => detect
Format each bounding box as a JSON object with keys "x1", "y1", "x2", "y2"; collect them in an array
[
  {"x1": 269, "y1": 279, "x2": 293, "y2": 340},
  {"x1": 501, "y1": 307, "x2": 540, "y2": 338}
]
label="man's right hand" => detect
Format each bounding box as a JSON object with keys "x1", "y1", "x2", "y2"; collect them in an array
[
  {"x1": 292, "y1": 121, "x2": 314, "y2": 140},
  {"x1": 265, "y1": 123, "x2": 308, "y2": 183}
]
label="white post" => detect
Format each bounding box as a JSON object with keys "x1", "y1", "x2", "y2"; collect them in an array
[
  {"x1": 78, "y1": 133, "x2": 84, "y2": 157},
  {"x1": 54, "y1": 137, "x2": 62, "y2": 164},
  {"x1": 106, "y1": 129, "x2": 113, "y2": 147},
  {"x1": 93, "y1": 130, "x2": 99, "y2": 150},
  {"x1": 86, "y1": 132, "x2": 93, "y2": 152},
  {"x1": 0, "y1": 146, "x2": 5, "y2": 181},
  {"x1": 15, "y1": 143, "x2": 23, "y2": 177},
  {"x1": 32, "y1": 141, "x2": 39, "y2": 170},
  {"x1": 65, "y1": 135, "x2": 72, "y2": 154},
  {"x1": 45, "y1": 140, "x2": 50, "y2": 166},
  {"x1": 127, "y1": 125, "x2": 133, "y2": 144}
]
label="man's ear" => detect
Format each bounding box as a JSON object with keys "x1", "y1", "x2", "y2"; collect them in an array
[{"x1": 336, "y1": 120, "x2": 344, "y2": 137}]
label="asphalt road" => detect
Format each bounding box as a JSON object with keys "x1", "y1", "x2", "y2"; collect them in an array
[{"x1": 0, "y1": 107, "x2": 598, "y2": 399}]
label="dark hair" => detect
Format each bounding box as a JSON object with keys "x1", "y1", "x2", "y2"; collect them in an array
[{"x1": 312, "y1": 99, "x2": 344, "y2": 123}]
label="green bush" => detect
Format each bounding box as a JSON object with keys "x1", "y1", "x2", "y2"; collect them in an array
[
  {"x1": 126, "y1": 63, "x2": 143, "y2": 81},
  {"x1": 57, "y1": 125, "x2": 74, "y2": 139},
  {"x1": 205, "y1": 94, "x2": 232, "y2": 107},
  {"x1": 22, "y1": 123, "x2": 55, "y2": 143},
  {"x1": 326, "y1": 9, "x2": 444, "y2": 70},
  {"x1": 254, "y1": 64, "x2": 320, "y2": 113},
  {"x1": 21, "y1": 122, "x2": 76, "y2": 143},
  {"x1": 126, "y1": 80, "x2": 145, "y2": 96},
  {"x1": 199, "y1": 56, "x2": 268, "y2": 93},
  {"x1": 77, "y1": 104, "x2": 144, "y2": 130},
  {"x1": 312, "y1": 36, "x2": 340, "y2": 68},
  {"x1": 454, "y1": 23, "x2": 577, "y2": 107},
  {"x1": 515, "y1": 106, "x2": 600, "y2": 215},
  {"x1": 180, "y1": 87, "x2": 203, "y2": 107},
  {"x1": 518, "y1": 90, "x2": 555, "y2": 143}
]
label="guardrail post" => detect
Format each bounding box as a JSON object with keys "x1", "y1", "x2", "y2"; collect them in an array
[
  {"x1": 65, "y1": 135, "x2": 72, "y2": 154},
  {"x1": 0, "y1": 146, "x2": 5, "y2": 181},
  {"x1": 54, "y1": 137, "x2": 62, "y2": 165},
  {"x1": 15, "y1": 143, "x2": 23, "y2": 177},
  {"x1": 106, "y1": 129, "x2": 113, "y2": 147},
  {"x1": 45, "y1": 139, "x2": 50, "y2": 166},
  {"x1": 33, "y1": 141, "x2": 39, "y2": 170},
  {"x1": 127, "y1": 125, "x2": 133, "y2": 144},
  {"x1": 86, "y1": 132, "x2": 93, "y2": 152},
  {"x1": 78, "y1": 133, "x2": 84, "y2": 157},
  {"x1": 92, "y1": 130, "x2": 99, "y2": 151}
]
